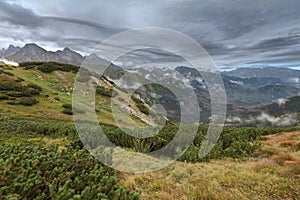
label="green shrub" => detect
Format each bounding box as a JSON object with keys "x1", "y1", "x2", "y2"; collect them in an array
[
  {"x1": 0, "y1": 70, "x2": 14, "y2": 76},
  {"x1": 24, "y1": 65, "x2": 36, "y2": 70},
  {"x1": 96, "y1": 86, "x2": 117, "y2": 97},
  {"x1": 20, "y1": 62, "x2": 79, "y2": 73},
  {"x1": 6, "y1": 91, "x2": 27, "y2": 98},
  {"x1": 0, "y1": 144, "x2": 140, "y2": 199},
  {"x1": 132, "y1": 95, "x2": 149, "y2": 114},
  {"x1": 7, "y1": 101, "x2": 18, "y2": 105},
  {"x1": 0, "y1": 95, "x2": 9, "y2": 100},
  {"x1": 39, "y1": 62, "x2": 79, "y2": 73},
  {"x1": 18, "y1": 97, "x2": 39, "y2": 106},
  {"x1": 19, "y1": 62, "x2": 44, "y2": 67},
  {"x1": 0, "y1": 116, "x2": 298, "y2": 163},
  {"x1": 0, "y1": 82, "x2": 22, "y2": 91},
  {"x1": 27, "y1": 84, "x2": 42, "y2": 91},
  {"x1": 15, "y1": 77, "x2": 24, "y2": 82},
  {"x1": 6, "y1": 97, "x2": 38, "y2": 106},
  {"x1": 0, "y1": 83, "x2": 41, "y2": 97},
  {"x1": 0, "y1": 117, "x2": 76, "y2": 136},
  {"x1": 63, "y1": 108, "x2": 73, "y2": 115},
  {"x1": 62, "y1": 103, "x2": 72, "y2": 109}
]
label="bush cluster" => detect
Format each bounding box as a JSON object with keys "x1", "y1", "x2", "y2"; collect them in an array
[
  {"x1": 96, "y1": 86, "x2": 117, "y2": 97},
  {"x1": 1, "y1": 117, "x2": 300, "y2": 162},
  {"x1": 0, "y1": 144, "x2": 140, "y2": 199},
  {"x1": 0, "y1": 82, "x2": 42, "y2": 97},
  {"x1": 0, "y1": 82, "x2": 41, "y2": 106},
  {"x1": 19, "y1": 62, "x2": 79, "y2": 73},
  {"x1": 63, "y1": 108, "x2": 73, "y2": 115},
  {"x1": 0, "y1": 69, "x2": 14, "y2": 76},
  {"x1": 131, "y1": 95, "x2": 149, "y2": 115},
  {"x1": 0, "y1": 117, "x2": 76, "y2": 137}
]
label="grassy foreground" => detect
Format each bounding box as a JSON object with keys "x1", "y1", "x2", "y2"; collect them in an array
[
  {"x1": 0, "y1": 62, "x2": 299, "y2": 199},
  {"x1": 118, "y1": 131, "x2": 300, "y2": 199}
]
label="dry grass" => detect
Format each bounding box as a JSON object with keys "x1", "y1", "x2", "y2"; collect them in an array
[
  {"x1": 117, "y1": 131, "x2": 300, "y2": 199},
  {"x1": 272, "y1": 153, "x2": 295, "y2": 165}
]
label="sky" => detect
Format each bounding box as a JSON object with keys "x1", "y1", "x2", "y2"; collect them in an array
[{"x1": 0, "y1": 0, "x2": 300, "y2": 69}]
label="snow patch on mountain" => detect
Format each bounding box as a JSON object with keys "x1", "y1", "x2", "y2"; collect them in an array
[{"x1": 229, "y1": 80, "x2": 244, "y2": 85}]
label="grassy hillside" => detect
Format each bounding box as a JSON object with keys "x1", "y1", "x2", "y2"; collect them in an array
[
  {"x1": 0, "y1": 62, "x2": 299, "y2": 199},
  {"x1": 262, "y1": 96, "x2": 300, "y2": 116},
  {"x1": 0, "y1": 62, "x2": 152, "y2": 127}
]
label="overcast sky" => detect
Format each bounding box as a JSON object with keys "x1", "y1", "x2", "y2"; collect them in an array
[{"x1": 0, "y1": 0, "x2": 300, "y2": 69}]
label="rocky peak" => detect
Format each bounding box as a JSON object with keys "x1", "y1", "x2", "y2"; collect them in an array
[{"x1": 23, "y1": 43, "x2": 45, "y2": 51}]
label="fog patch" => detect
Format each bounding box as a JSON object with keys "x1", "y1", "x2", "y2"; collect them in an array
[
  {"x1": 276, "y1": 98, "x2": 289, "y2": 106},
  {"x1": 227, "y1": 112, "x2": 298, "y2": 126},
  {"x1": 0, "y1": 58, "x2": 19, "y2": 66}
]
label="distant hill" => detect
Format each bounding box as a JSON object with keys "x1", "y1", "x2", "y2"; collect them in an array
[
  {"x1": 260, "y1": 96, "x2": 300, "y2": 116},
  {"x1": 175, "y1": 66, "x2": 300, "y2": 106},
  {"x1": 223, "y1": 67, "x2": 300, "y2": 79},
  {"x1": 223, "y1": 67, "x2": 300, "y2": 88}
]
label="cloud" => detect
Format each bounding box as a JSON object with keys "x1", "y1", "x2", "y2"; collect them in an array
[
  {"x1": 254, "y1": 112, "x2": 298, "y2": 126},
  {"x1": 227, "y1": 112, "x2": 299, "y2": 126},
  {"x1": 0, "y1": 1, "x2": 42, "y2": 28},
  {"x1": 0, "y1": 0, "x2": 300, "y2": 68},
  {"x1": 249, "y1": 35, "x2": 300, "y2": 52},
  {"x1": 0, "y1": 0, "x2": 124, "y2": 53},
  {"x1": 276, "y1": 98, "x2": 289, "y2": 106}
]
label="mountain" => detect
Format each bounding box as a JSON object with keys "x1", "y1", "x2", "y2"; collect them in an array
[
  {"x1": 0, "y1": 45, "x2": 21, "y2": 57},
  {"x1": 175, "y1": 66, "x2": 300, "y2": 106},
  {"x1": 223, "y1": 67, "x2": 300, "y2": 79},
  {"x1": 259, "y1": 96, "x2": 300, "y2": 116},
  {"x1": 222, "y1": 75, "x2": 285, "y2": 88},
  {"x1": 6, "y1": 43, "x2": 84, "y2": 66},
  {"x1": 3, "y1": 43, "x2": 300, "y2": 124},
  {"x1": 223, "y1": 67, "x2": 300, "y2": 88},
  {"x1": 53, "y1": 47, "x2": 83, "y2": 66},
  {"x1": 102, "y1": 65, "x2": 300, "y2": 123}
]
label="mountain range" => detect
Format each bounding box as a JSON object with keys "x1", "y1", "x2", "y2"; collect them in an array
[
  {"x1": 1, "y1": 43, "x2": 300, "y2": 125},
  {"x1": 1, "y1": 43, "x2": 84, "y2": 66}
]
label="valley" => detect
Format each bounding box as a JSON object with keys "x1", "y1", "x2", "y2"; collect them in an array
[{"x1": 0, "y1": 45, "x2": 299, "y2": 199}]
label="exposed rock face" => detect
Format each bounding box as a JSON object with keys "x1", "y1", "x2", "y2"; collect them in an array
[
  {"x1": 1, "y1": 45, "x2": 21, "y2": 57},
  {"x1": 7, "y1": 43, "x2": 84, "y2": 66}
]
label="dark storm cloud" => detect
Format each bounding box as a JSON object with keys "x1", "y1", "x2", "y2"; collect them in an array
[
  {"x1": 0, "y1": 1, "x2": 122, "y2": 32},
  {"x1": 0, "y1": 1, "x2": 42, "y2": 28},
  {"x1": 167, "y1": 0, "x2": 267, "y2": 39},
  {"x1": 0, "y1": 0, "x2": 124, "y2": 53},
  {"x1": 249, "y1": 35, "x2": 300, "y2": 52},
  {"x1": 0, "y1": 0, "x2": 300, "y2": 68},
  {"x1": 44, "y1": 16, "x2": 123, "y2": 34}
]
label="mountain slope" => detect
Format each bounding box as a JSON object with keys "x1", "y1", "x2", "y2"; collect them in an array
[
  {"x1": 0, "y1": 61, "x2": 158, "y2": 127},
  {"x1": 260, "y1": 96, "x2": 300, "y2": 116}
]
